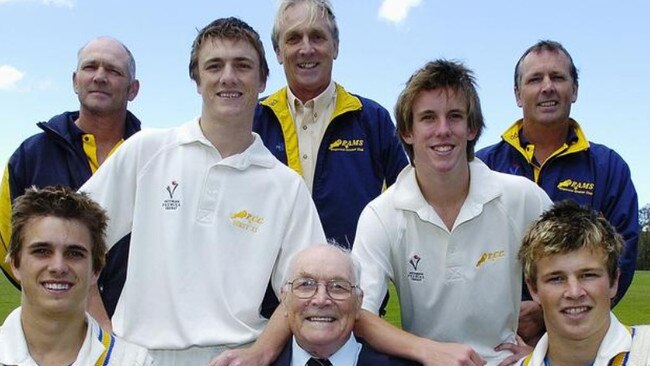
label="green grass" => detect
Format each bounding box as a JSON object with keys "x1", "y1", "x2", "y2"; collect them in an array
[
  {"x1": 383, "y1": 271, "x2": 650, "y2": 328},
  {"x1": 2, "y1": 271, "x2": 649, "y2": 326},
  {"x1": 0, "y1": 275, "x2": 20, "y2": 321},
  {"x1": 612, "y1": 271, "x2": 650, "y2": 324}
]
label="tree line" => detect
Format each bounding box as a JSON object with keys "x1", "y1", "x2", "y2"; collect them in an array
[{"x1": 637, "y1": 204, "x2": 650, "y2": 270}]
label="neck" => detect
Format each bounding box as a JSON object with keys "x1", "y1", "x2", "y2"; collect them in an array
[
  {"x1": 199, "y1": 113, "x2": 254, "y2": 158},
  {"x1": 20, "y1": 305, "x2": 87, "y2": 366},
  {"x1": 289, "y1": 83, "x2": 329, "y2": 104},
  {"x1": 76, "y1": 109, "x2": 128, "y2": 165},
  {"x1": 546, "y1": 319, "x2": 610, "y2": 366},
  {"x1": 521, "y1": 119, "x2": 570, "y2": 163},
  {"x1": 415, "y1": 162, "x2": 470, "y2": 231}
]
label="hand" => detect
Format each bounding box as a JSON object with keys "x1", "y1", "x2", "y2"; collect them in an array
[
  {"x1": 517, "y1": 300, "x2": 544, "y2": 346},
  {"x1": 208, "y1": 348, "x2": 269, "y2": 366},
  {"x1": 495, "y1": 335, "x2": 532, "y2": 366},
  {"x1": 418, "y1": 339, "x2": 486, "y2": 366}
]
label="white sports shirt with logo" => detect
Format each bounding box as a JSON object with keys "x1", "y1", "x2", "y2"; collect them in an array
[
  {"x1": 81, "y1": 119, "x2": 326, "y2": 351},
  {"x1": 352, "y1": 160, "x2": 552, "y2": 365}
]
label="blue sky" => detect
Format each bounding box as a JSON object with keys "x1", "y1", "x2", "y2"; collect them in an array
[{"x1": 1, "y1": 0, "x2": 649, "y2": 207}]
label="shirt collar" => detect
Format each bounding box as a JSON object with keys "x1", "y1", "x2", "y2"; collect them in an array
[
  {"x1": 526, "y1": 312, "x2": 632, "y2": 366},
  {"x1": 517, "y1": 119, "x2": 580, "y2": 147},
  {"x1": 0, "y1": 308, "x2": 104, "y2": 366},
  {"x1": 177, "y1": 117, "x2": 277, "y2": 170},
  {"x1": 291, "y1": 333, "x2": 361, "y2": 366},
  {"x1": 286, "y1": 80, "x2": 337, "y2": 119}
]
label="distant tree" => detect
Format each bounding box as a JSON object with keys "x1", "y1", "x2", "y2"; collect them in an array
[{"x1": 637, "y1": 204, "x2": 650, "y2": 270}]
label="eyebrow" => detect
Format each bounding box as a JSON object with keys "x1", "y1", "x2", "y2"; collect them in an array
[{"x1": 26, "y1": 242, "x2": 90, "y2": 253}]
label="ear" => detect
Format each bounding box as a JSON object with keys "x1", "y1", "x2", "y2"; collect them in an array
[
  {"x1": 401, "y1": 129, "x2": 414, "y2": 145},
  {"x1": 354, "y1": 289, "x2": 364, "y2": 319},
  {"x1": 90, "y1": 269, "x2": 99, "y2": 287},
  {"x1": 127, "y1": 79, "x2": 140, "y2": 101},
  {"x1": 72, "y1": 72, "x2": 80, "y2": 95},
  {"x1": 609, "y1": 269, "x2": 620, "y2": 300},
  {"x1": 258, "y1": 79, "x2": 267, "y2": 94},
  {"x1": 526, "y1": 278, "x2": 541, "y2": 305},
  {"x1": 467, "y1": 127, "x2": 478, "y2": 142},
  {"x1": 515, "y1": 86, "x2": 522, "y2": 108},
  {"x1": 10, "y1": 260, "x2": 21, "y2": 284},
  {"x1": 571, "y1": 84, "x2": 578, "y2": 104},
  {"x1": 332, "y1": 40, "x2": 339, "y2": 60},
  {"x1": 275, "y1": 45, "x2": 283, "y2": 65}
]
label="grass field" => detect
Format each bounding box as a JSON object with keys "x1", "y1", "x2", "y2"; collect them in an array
[
  {"x1": 383, "y1": 271, "x2": 650, "y2": 327},
  {"x1": 2, "y1": 271, "x2": 649, "y2": 325}
]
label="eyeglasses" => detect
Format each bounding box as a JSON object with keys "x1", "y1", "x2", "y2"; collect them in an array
[{"x1": 288, "y1": 277, "x2": 359, "y2": 300}]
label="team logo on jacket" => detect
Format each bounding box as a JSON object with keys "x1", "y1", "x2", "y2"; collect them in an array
[
  {"x1": 162, "y1": 181, "x2": 181, "y2": 210},
  {"x1": 230, "y1": 210, "x2": 265, "y2": 233},
  {"x1": 475, "y1": 250, "x2": 505, "y2": 268},
  {"x1": 557, "y1": 179, "x2": 594, "y2": 196},
  {"x1": 328, "y1": 139, "x2": 364, "y2": 152},
  {"x1": 407, "y1": 254, "x2": 424, "y2": 281}
]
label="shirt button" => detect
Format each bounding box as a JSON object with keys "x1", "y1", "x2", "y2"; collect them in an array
[
  {"x1": 302, "y1": 154, "x2": 308, "y2": 160},
  {"x1": 302, "y1": 125, "x2": 308, "y2": 130},
  {"x1": 313, "y1": 113, "x2": 318, "y2": 118}
]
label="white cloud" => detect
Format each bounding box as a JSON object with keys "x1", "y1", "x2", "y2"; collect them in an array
[
  {"x1": 0, "y1": 65, "x2": 24, "y2": 90},
  {"x1": 379, "y1": 0, "x2": 423, "y2": 24}
]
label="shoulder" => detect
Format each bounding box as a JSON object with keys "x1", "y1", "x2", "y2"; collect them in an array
[{"x1": 586, "y1": 141, "x2": 631, "y2": 170}]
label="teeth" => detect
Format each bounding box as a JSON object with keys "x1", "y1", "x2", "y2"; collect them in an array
[
  {"x1": 432, "y1": 145, "x2": 453, "y2": 152},
  {"x1": 298, "y1": 62, "x2": 317, "y2": 69},
  {"x1": 43, "y1": 282, "x2": 71, "y2": 291},
  {"x1": 307, "y1": 316, "x2": 335, "y2": 322},
  {"x1": 539, "y1": 101, "x2": 558, "y2": 107},
  {"x1": 217, "y1": 92, "x2": 241, "y2": 98},
  {"x1": 563, "y1": 306, "x2": 589, "y2": 314}
]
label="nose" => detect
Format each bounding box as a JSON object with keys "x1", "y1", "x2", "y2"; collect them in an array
[
  {"x1": 540, "y1": 75, "x2": 555, "y2": 93},
  {"x1": 219, "y1": 63, "x2": 237, "y2": 85},
  {"x1": 92, "y1": 67, "x2": 108, "y2": 84},
  {"x1": 48, "y1": 253, "x2": 69, "y2": 275},
  {"x1": 309, "y1": 283, "x2": 332, "y2": 307},
  {"x1": 298, "y1": 35, "x2": 315, "y2": 56},
  {"x1": 564, "y1": 277, "x2": 586, "y2": 299},
  {"x1": 434, "y1": 118, "x2": 452, "y2": 137}
]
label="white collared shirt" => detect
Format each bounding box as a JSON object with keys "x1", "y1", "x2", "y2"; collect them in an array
[
  {"x1": 352, "y1": 160, "x2": 552, "y2": 365},
  {"x1": 0, "y1": 308, "x2": 153, "y2": 366},
  {"x1": 80, "y1": 118, "x2": 325, "y2": 351},
  {"x1": 287, "y1": 80, "x2": 337, "y2": 191},
  {"x1": 521, "y1": 312, "x2": 634, "y2": 366},
  {"x1": 291, "y1": 332, "x2": 362, "y2": 366}
]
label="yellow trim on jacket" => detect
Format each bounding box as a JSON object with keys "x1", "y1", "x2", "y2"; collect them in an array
[
  {"x1": 501, "y1": 119, "x2": 590, "y2": 182},
  {"x1": 260, "y1": 83, "x2": 363, "y2": 176}
]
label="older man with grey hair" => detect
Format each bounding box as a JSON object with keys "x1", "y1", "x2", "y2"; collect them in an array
[
  {"x1": 253, "y1": 0, "x2": 407, "y2": 249},
  {"x1": 0, "y1": 36, "x2": 141, "y2": 321},
  {"x1": 267, "y1": 244, "x2": 416, "y2": 365}
]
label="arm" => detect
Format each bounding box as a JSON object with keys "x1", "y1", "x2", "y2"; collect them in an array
[
  {"x1": 516, "y1": 300, "x2": 544, "y2": 346},
  {"x1": 375, "y1": 104, "x2": 409, "y2": 185},
  {"x1": 356, "y1": 310, "x2": 485, "y2": 366},
  {"x1": 209, "y1": 306, "x2": 290, "y2": 366},
  {"x1": 602, "y1": 155, "x2": 639, "y2": 304},
  {"x1": 0, "y1": 165, "x2": 19, "y2": 287},
  {"x1": 88, "y1": 283, "x2": 112, "y2": 332}
]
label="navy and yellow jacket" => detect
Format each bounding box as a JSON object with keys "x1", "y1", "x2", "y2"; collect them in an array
[
  {"x1": 476, "y1": 119, "x2": 639, "y2": 304},
  {"x1": 254, "y1": 84, "x2": 408, "y2": 247},
  {"x1": 0, "y1": 111, "x2": 140, "y2": 314}
]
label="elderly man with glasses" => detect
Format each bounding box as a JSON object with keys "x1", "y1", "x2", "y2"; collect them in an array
[{"x1": 271, "y1": 243, "x2": 417, "y2": 366}]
